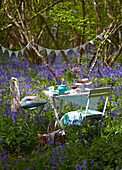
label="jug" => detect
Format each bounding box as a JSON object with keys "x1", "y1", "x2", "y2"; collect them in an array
[{"x1": 58, "y1": 85, "x2": 69, "y2": 94}]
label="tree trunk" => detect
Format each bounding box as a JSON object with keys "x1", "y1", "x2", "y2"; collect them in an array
[
  {"x1": 108, "y1": 44, "x2": 122, "y2": 67},
  {"x1": 93, "y1": 0, "x2": 103, "y2": 35},
  {"x1": 78, "y1": 0, "x2": 85, "y2": 65}
]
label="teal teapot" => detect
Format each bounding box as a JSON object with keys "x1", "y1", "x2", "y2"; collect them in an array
[{"x1": 58, "y1": 85, "x2": 69, "y2": 94}]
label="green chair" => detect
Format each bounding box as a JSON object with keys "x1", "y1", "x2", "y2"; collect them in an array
[{"x1": 60, "y1": 87, "x2": 111, "y2": 128}]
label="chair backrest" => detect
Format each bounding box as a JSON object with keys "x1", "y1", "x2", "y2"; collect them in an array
[
  {"x1": 17, "y1": 77, "x2": 27, "y2": 94},
  {"x1": 85, "y1": 87, "x2": 111, "y2": 117},
  {"x1": 10, "y1": 77, "x2": 20, "y2": 112}
]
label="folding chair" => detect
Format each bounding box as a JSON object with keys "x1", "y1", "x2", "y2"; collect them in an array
[
  {"x1": 18, "y1": 77, "x2": 27, "y2": 95},
  {"x1": 10, "y1": 77, "x2": 47, "y2": 113},
  {"x1": 60, "y1": 87, "x2": 111, "y2": 128}
]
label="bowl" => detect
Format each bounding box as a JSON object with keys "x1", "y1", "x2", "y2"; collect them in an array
[{"x1": 71, "y1": 85, "x2": 77, "y2": 89}]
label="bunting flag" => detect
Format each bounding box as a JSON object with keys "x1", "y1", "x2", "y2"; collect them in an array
[
  {"x1": 26, "y1": 43, "x2": 30, "y2": 50},
  {"x1": 81, "y1": 43, "x2": 86, "y2": 50},
  {"x1": 63, "y1": 49, "x2": 70, "y2": 55},
  {"x1": 32, "y1": 41, "x2": 35, "y2": 45},
  {"x1": 21, "y1": 49, "x2": 24, "y2": 56},
  {"x1": 119, "y1": 31, "x2": 121, "y2": 39},
  {"x1": 55, "y1": 50, "x2": 60, "y2": 56},
  {"x1": 72, "y1": 47, "x2": 79, "y2": 53},
  {"x1": 2, "y1": 46, "x2": 6, "y2": 53},
  {"x1": 8, "y1": 50, "x2": 12, "y2": 57},
  {"x1": 97, "y1": 33, "x2": 103, "y2": 40},
  {"x1": 45, "y1": 48, "x2": 53, "y2": 56},
  {"x1": 0, "y1": 31, "x2": 105, "y2": 58},
  {"x1": 89, "y1": 40, "x2": 94, "y2": 45},
  {"x1": 38, "y1": 45, "x2": 43, "y2": 52},
  {"x1": 14, "y1": 51, "x2": 19, "y2": 57}
]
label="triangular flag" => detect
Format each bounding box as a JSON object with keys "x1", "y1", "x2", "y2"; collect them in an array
[
  {"x1": 38, "y1": 45, "x2": 43, "y2": 52},
  {"x1": 97, "y1": 34, "x2": 103, "y2": 40},
  {"x1": 26, "y1": 43, "x2": 30, "y2": 50},
  {"x1": 119, "y1": 31, "x2": 121, "y2": 39},
  {"x1": 32, "y1": 41, "x2": 35, "y2": 45},
  {"x1": 2, "y1": 46, "x2": 6, "y2": 53},
  {"x1": 14, "y1": 51, "x2": 19, "y2": 58},
  {"x1": 63, "y1": 49, "x2": 70, "y2": 55},
  {"x1": 21, "y1": 49, "x2": 24, "y2": 55},
  {"x1": 8, "y1": 50, "x2": 12, "y2": 57},
  {"x1": 81, "y1": 43, "x2": 86, "y2": 50},
  {"x1": 45, "y1": 48, "x2": 52, "y2": 56},
  {"x1": 55, "y1": 50, "x2": 60, "y2": 56},
  {"x1": 99, "y1": 33, "x2": 103, "y2": 40},
  {"x1": 73, "y1": 47, "x2": 78, "y2": 53},
  {"x1": 89, "y1": 40, "x2": 94, "y2": 45}
]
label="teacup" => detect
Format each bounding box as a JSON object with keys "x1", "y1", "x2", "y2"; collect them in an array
[{"x1": 48, "y1": 86, "x2": 54, "y2": 92}]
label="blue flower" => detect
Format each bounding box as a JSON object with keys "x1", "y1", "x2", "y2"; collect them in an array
[
  {"x1": 75, "y1": 164, "x2": 82, "y2": 170},
  {"x1": 0, "y1": 139, "x2": 3, "y2": 144},
  {"x1": 82, "y1": 161, "x2": 87, "y2": 169}
]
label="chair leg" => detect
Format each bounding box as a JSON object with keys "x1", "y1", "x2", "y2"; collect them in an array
[{"x1": 39, "y1": 105, "x2": 45, "y2": 113}]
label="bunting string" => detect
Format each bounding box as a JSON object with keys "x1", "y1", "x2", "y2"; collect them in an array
[{"x1": 0, "y1": 31, "x2": 104, "y2": 58}]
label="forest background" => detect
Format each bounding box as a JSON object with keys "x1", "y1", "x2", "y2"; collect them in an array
[
  {"x1": 0, "y1": 0, "x2": 121, "y2": 75},
  {"x1": 0, "y1": 0, "x2": 122, "y2": 169}
]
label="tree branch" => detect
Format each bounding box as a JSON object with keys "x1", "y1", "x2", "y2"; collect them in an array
[
  {"x1": 89, "y1": 19, "x2": 117, "y2": 74},
  {"x1": 30, "y1": 0, "x2": 63, "y2": 21},
  {"x1": 31, "y1": 44, "x2": 55, "y2": 77},
  {"x1": 0, "y1": 0, "x2": 63, "y2": 32},
  {"x1": 108, "y1": 44, "x2": 122, "y2": 67}
]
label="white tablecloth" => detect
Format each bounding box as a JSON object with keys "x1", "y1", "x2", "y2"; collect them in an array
[{"x1": 44, "y1": 89, "x2": 100, "y2": 127}]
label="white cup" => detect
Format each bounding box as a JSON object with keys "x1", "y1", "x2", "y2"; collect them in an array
[{"x1": 48, "y1": 86, "x2": 54, "y2": 92}]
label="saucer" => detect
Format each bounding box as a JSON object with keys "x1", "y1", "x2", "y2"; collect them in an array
[
  {"x1": 64, "y1": 91, "x2": 70, "y2": 94},
  {"x1": 59, "y1": 91, "x2": 70, "y2": 95}
]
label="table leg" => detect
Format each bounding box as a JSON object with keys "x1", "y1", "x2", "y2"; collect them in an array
[
  {"x1": 52, "y1": 97, "x2": 60, "y2": 128},
  {"x1": 81, "y1": 84, "x2": 85, "y2": 91},
  {"x1": 59, "y1": 100, "x2": 64, "y2": 116}
]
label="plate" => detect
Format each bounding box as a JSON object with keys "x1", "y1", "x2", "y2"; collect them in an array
[
  {"x1": 53, "y1": 90, "x2": 59, "y2": 93},
  {"x1": 75, "y1": 82, "x2": 92, "y2": 86},
  {"x1": 53, "y1": 90, "x2": 59, "y2": 95},
  {"x1": 53, "y1": 92, "x2": 59, "y2": 95},
  {"x1": 59, "y1": 91, "x2": 70, "y2": 95},
  {"x1": 64, "y1": 91, "x2": 70, "y2": 94}
]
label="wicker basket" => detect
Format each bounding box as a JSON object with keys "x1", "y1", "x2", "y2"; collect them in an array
[{"x1": 37, "y1": 123, "x2": 65, "y2": 146}]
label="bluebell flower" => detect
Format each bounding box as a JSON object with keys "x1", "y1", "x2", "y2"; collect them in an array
[
  {"x1": 24, "y1": 158, "x2": 28, "y2": 161},
  {"x1": 0, "y1": 139, "x2": 3, "y2": 144},
  {"x1": 82, "y1": 161, "x2": 87, "y2": 169},
  {"x1": 75, "y1": 164, "x2": 82, "y2": 170},
  {"x1": 30, "y1": 161, "x2": 35, "y2": 167},
  {"x1": 52, "y1": 167, "x2": 57, "y2": 170}
]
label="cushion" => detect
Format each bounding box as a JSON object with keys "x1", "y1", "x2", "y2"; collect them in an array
[
  {"x1": 61, "y1": 110, "x2": 83, "y2": 126},
  {"x1": 20, "y1": 96, "x2": 47, "y2": 109},
  {"x1": 61, "y1": 109, "x2": 104, "y2": 126}
]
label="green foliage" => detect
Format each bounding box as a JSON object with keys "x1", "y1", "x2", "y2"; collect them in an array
[{"x1": 0, "y1": 68, "x2": 121, "y2": 169}]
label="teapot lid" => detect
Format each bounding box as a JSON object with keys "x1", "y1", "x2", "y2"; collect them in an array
[{"x1": 59, "y1": 84, "x2": 66, "y2": 86}]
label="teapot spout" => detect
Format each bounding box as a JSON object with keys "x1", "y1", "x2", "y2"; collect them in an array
[{"x1": 66, "y1": 85, "x2": 69, "y2": 90}]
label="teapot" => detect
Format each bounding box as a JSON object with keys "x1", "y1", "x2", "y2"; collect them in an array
[{"x1": 58, "y1": 85, "x2": 69, "y2": 94}]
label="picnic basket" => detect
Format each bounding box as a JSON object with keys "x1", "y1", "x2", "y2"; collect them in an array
[{"x1": 37, "y1": 123, "x2": 65, "y2": 146}]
